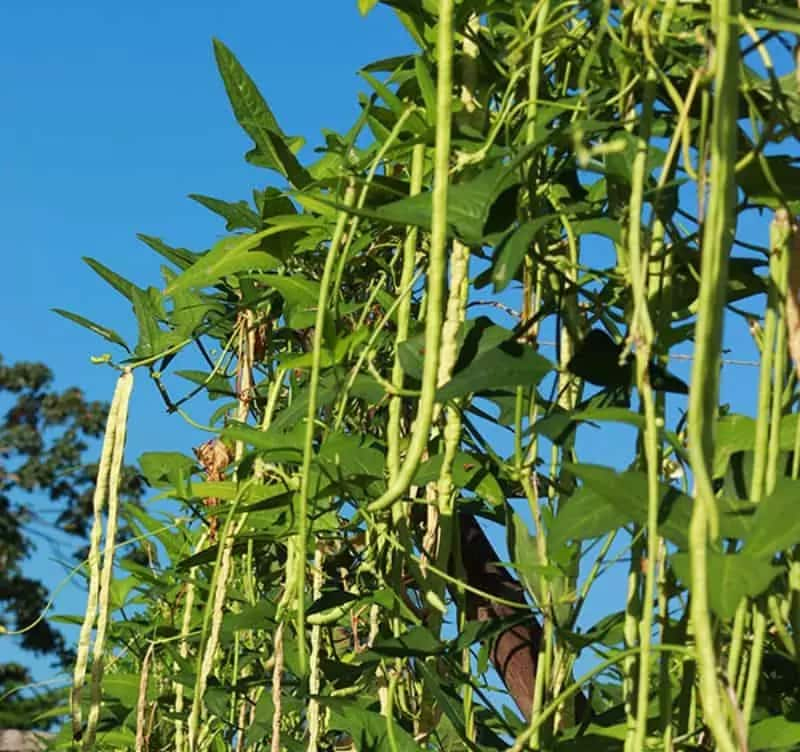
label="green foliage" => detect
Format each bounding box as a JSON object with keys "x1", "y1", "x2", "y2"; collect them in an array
[{"x1": 44, "y1": 1, "x2": 800, "y2": 750}]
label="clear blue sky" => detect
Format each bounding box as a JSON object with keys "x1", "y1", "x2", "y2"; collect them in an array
[{"x1": 2, "y1": 0, "x2": 776, "y2": 697}]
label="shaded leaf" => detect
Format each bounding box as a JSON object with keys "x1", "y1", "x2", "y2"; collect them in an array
[
  {"x1": 749, "y1": 715, "x2": 800, "y2": 751},
  {"x1": 565, "y1": 463, "x2": 693, "y2": 549},
  {"x1": 745, "y1": 477, "x2": 800, "y2": 557},
  {"x1": 438, "y1": 338, "x2": 552, "y2": 401},
  {"x1": 549, "y1": 485, "x2": 629, "y2": 548},
  {"x1": 671, "y1": 549, "x2": 780, "y2": 619},
  {"x1": 368, "y1": 625, "x2": 442, "y2": 657},
  {"x1": 413, "y1": 451, "x2": 504, "y2": 506},
  {"x1": 326, "y1": 699, "x2": 418, "y2": 752},
  {"x1": 491, "y1": 219, "x2": 552, "y2": 292},
  {"x1": 139, "y1": 451, "x2": 196, "y2": 487},
  {"x1": 373, "y1": 163, "x2": 520, "y2": 244}
]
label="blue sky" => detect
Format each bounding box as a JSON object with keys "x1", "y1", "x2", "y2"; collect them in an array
[{"x1": 2, "y1": 0, "x2": 780, "y2": 707}]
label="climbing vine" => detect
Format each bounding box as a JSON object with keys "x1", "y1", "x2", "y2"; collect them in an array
[{"x1": 25, "y1": 0, "x2": 800, "y2": 749}]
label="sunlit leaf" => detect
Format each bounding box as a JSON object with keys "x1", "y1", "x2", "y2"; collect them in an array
[{"x1": 52, "y1": 308, "x2": 130, "y2": 351}]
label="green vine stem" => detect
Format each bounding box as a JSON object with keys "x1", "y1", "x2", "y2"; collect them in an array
[
  {"x1": 188, "y1": 318, "x2": 254, "y2": 752},
  {"x1": 766, "y1": 211, "x2": 792, "y2": 493},
  {"x1": 307, "y1": 546, "x2": 324, "y2": 752},
  {"x1": 508, "y1": 644, "x2": 694, "y2": 752},
  {"x1": 296, "y1": 183, "x2": 356, "y2": 675},
  {"x1": 367, "y1": 0, "x2": 454, "y2": 513},
  {"x1": 739, "y1": 212, "x2": 793, "y2": 731},
  {"x1": 186, "y1": 489, "x2": 250, "y2": 752},
  {"x1": 685, "y1": 0, "x2": 740, "y2": 748},
  {"x1": 387, "y1": 143, "x2": 425, "y2": 482},
  {"x1": 741, "y1": 604, "x2": 767, "y2": 729},
  {"x1": 626, "y1": 11, "x2": 663, "y2": 748},
  {"x1": 752, "y1": 213, "x2": 788, "y2": 499}
]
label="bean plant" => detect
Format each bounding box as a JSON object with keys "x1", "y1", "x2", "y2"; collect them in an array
[{"x1": 41, "y1": 0, "x2": 800, "y2": 749}]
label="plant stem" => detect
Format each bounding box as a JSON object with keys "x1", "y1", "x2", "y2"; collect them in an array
[
  {"x1": 296, "y1": 184, "x2": 356, "y2": 676},
  {"x1": 367, "y1": 0, "x2": 454, "y2": 513},
  {"x1": 685, "y1": 0, "x2": 740, "y2": 748}
]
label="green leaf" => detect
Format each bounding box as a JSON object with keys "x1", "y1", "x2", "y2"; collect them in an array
[
  {"x1": 671, "y1": 550, "x2": 780, "y2": 620},
  {"x1": 572, "y1": 217, "x2": 623, "y2": 245},
  {"x1": 565, "y1": 463, "x2": 693, "y2": 549},
  {"x1": 222, "y1": 420, "x2": 304, "y2": 464},
  {"x1": 221, "y1": 602, "x2": 276, "y2": 637},
  {"x1": 438, "y1": 337, "x2": 552, "y2": 401},
  {"x1": 326, "y1": 699, "x2": 419, "y2": 752},
  {"x1": 360, "y1": 70, "x2": 427, "y2": 133},
  {"x1": 716, "y1": 494, "x2": 757, "y2": 541},
  {"x1": 749, "y1": 716, "x2": 800, "y2": 751},
  {"x1": 83, "y1": 257, "x2": 138, "y2": 301},
  {"x1": 165, "y1": 229, "x2": 290, "y2": 294},
  {"x1": 261, "y1": 273, "x2": 323, "y2": 328},
  {"x1": 102, "y1": 673, "x2": 142, "y2": 707},
  {"x1": 213, "y1": 40, "x2": 290, "y2": 160},
  {"x1": 260, "y1": 273, "x2": 321, "y2": 308},
  {"x1": 491, "y1": 218, "x2": 551, "y2": 292},
  {"x1": 52, "y1": 308, "x2": 130, "y2": 351},
  {"x1": 713, "y1": 414, "x2": 757, "y2": 477},
  {"x1": 175, "y1": 369, "x2": 234, "y2": 400},
  {"x1": 737, "y1": 155, "x2": 800, "y2": 210},
  {"x1": 162, "y1": 268, "x2": 210, "y2": 336},
  {"x1": 306, "y1": 589, "x2": 361, "y2": 624},
  {"x1": 259, "y1": 128, "x2": 312, "y2": 188},
  {"x1": 131, "y1": 287, "x2": 166, "y2": 358},
  {"x1": 358, "y1": 0, "x2": 381, "y2": 15},
  {"x1": 93, "y1": 730, "x2": 136, "y2": 747},
  {"x1": 508, "y1": 509, "x2": 545, "y2": 587},
  {"x1": 204, "y1": 686, "x2": 230, "y2": 719},
  {"x1": 212, "y1": 39, "x2": 309, "y2": 187},
  {"x1": 413, "y1": 451, "x2": 504, "y2": 506},
  {"x1": 417, "y1": 662, "x2": 471, "y2": 744},
  {"x1": 139, "y1": 451, "x2": 196, "y2": 487},
  {"x1": 744, "y1": 478, "x2": 800, "y2": 557},
  {"x1": 373, "y1": 163, "x2": 520, "y2": 244},
  {"x1": 124, "y1": 502, "x2": 186, "y2": 559},
  {"x1": 414, "y1": 56, "x2": 436, "y2": 124},
  {"x1": 549, "y1": 485, "x2": 630, "y2": 548},
  {"x1": 181, "y1": 481, "x2": 289, "y2": 505},
  {"x1": 189, "y1": 194, "x2": 261, "y2": 231},
  {"x1": 368, "y1": 625, "x2": 443, "y2": 657},
  {"x1": 317, "y1": 432, "x2": 386, "y2": 484},
  {"x1": 137, "y1": 233, "x2": 199, "y2": 270}
]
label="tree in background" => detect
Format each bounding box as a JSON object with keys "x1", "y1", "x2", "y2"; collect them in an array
[{"x1": 0, "y1": 356, "x2": 143, "y2": 729}]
